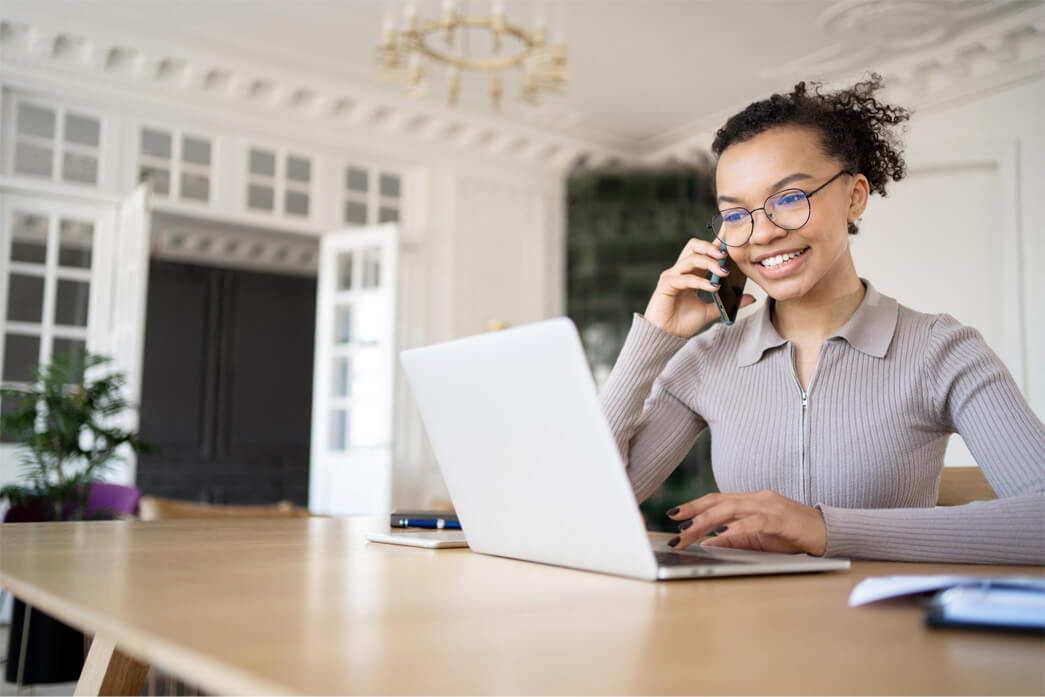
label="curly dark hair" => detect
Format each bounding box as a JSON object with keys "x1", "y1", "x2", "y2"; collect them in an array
[{"x1": 711, "y1": 73, "x2": 910, "y2": 234}]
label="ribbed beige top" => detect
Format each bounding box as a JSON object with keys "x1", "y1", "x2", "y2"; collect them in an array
[{"x1": 599, "y1": 281, "x2": 1045, "y2": 564}]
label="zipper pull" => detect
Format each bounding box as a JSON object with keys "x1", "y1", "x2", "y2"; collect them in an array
[{"x1": 801, "y1": 393, "x2": 808, "y2": 408}]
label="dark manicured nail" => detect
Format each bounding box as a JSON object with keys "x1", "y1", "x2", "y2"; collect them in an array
[
  {"x1": 667, "y1": 536, "x2": 681, "y2": 548},
  {"x1": 710, "y1": 282, "x2": 720, "y2": 289},
  {"x1": 714, "y1": 525, "x2": 728, "y2": 534},
  {"x1": 679, "y1": 520, "x2": 693, "y2": 531},
  {"x1": 666, "y1": 507, "x2": 680, "y2": 517},
  {"x1": 718, "y1": 266, "x2": 729, "y2": 275}
]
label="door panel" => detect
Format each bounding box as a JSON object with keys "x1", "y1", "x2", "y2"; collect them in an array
[{"x1": 310, "y1": 224, "x2": 398, "y2": 515}]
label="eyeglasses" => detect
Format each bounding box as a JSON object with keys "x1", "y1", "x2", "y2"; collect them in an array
[{"x1": 708, "y1": 170, "x2": 852, "y2": 247}]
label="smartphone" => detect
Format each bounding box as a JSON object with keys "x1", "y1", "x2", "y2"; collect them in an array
[{"x1": 706, "y1": 243, "x2": 747, "y2": 325}]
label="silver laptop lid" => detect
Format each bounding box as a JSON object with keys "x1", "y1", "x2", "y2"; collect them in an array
[{"x1": 400, "y1": 318, "x2": 659, "y2": 580}]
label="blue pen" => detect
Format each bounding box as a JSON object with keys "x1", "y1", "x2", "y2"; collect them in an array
[{"x1": 398, "y1": 518, "x2": 461, "y2": 530}]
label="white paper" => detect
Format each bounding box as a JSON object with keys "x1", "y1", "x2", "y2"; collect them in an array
[{"x1": 848, "y1": 575, "x2": 1045, "y2": 607}]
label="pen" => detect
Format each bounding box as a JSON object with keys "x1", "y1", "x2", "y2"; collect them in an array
[{"x1": 398, "y1": 518, "x2": 461, "y2": 530}]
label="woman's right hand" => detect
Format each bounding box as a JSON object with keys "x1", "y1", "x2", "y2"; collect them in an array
[{"x1": 643, "y1": 238, "x2": 754, "y2": 338}]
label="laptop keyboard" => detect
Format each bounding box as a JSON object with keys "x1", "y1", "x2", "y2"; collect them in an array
[{"x1": 654, "y1": 550, "x2": 751, "y2": 566}]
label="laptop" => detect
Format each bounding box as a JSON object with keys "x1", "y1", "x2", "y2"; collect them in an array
[{"x1": 399, "y1": 317, "x2": 850, "y2": 581}]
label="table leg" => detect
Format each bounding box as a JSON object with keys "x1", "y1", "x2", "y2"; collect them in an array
[{"x1": 73, "y1": 635, "x2": 149, "y2": 696}]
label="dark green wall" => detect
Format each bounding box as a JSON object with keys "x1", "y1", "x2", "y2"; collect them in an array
[{"x1": 566, "y1": 167, "x2": 720, "y2": 531}]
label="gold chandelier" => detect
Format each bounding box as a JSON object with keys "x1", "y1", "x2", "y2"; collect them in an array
[{"x1": 377, "y1": 1, "x2": 568, "y2": 109}]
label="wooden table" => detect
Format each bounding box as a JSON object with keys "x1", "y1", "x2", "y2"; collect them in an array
[{"x1": 0, "y1": 517, "x2": 1041, "y2": 695}]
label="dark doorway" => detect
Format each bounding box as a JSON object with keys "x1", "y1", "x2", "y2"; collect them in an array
[{"x1": 136, "y1": 260, "x2": 316, "y2": 505}]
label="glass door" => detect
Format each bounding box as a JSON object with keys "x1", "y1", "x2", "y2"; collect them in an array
[
  {"x1": 0, "y1": 185, "x2": 150, "y2": 489},
  {"x1": 309, "y1": 223, "x2": 398, "y2": 515}
]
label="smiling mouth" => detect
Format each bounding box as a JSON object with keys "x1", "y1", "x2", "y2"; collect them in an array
[{"x1": 759, "y1": 248, "x2": 809, "y2": 270}]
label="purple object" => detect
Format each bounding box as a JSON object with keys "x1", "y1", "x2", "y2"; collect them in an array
[
  {"x1": 85, "y1": 482, "x2": 141, "y2": 518},
  {"x1": 2, "y1": 482, "x2": 140, "y2": 523}
]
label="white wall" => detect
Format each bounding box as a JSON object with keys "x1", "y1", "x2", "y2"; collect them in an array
[
  {"x1": 391, "y1": 162, "x2": 565, "y2": 508},
  {"x1": 852, "y1": 77, "x2": 1044, "y2": 465}
]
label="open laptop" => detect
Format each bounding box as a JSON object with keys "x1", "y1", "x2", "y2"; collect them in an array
[{"x1": 399, "y1": 317, "x2": 850, "y2": 581}]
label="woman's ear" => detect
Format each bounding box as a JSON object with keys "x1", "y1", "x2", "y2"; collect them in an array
[{"x1": 848, "y1": 173, "x2": 870, "y2": 223}]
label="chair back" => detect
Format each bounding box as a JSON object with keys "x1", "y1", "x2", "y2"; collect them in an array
[
  {"x1": 937, "y1": 467, "x2": 997, "y2": 506},
  {"x1": 138, "y1": 495, "x2": 313, "y2": 521}
]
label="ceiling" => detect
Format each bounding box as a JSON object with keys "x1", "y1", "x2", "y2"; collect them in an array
[{"x1": 3, "y1": 0, "x2": 1039, "y2": 151}]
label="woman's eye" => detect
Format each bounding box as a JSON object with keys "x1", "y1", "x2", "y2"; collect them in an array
[
  {"x1": 723, "y1": 211, "x2": 747, "y2": 224},
  {"x1": 776, "y1": 192, "x2": 805, "y2": 206}
]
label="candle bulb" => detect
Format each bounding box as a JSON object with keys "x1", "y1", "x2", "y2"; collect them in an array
[
  {"x1": 448, "y1": 67, "x2": 460, "y2": 105},
  {"x1": 404, "y1": 3, "x2": 416, "y2": 32}
]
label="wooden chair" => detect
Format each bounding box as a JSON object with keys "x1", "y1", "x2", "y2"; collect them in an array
[
  {"x1": 137, "y1": 496, "x2": 313, "y2": 521},
  {"x1": 937, "y1": 467, "x2": 997, "y2": 506}
]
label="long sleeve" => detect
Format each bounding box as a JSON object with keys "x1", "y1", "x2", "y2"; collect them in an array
[
  {"x1": 599, "y1": 314, "x2": 707, "y2": 502},
  {"x1": 818, "y1": 314, "x2": 1045, "y2": 564}
]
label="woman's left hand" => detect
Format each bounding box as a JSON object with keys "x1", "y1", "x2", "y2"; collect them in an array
[{"x1": 666, "y1": 490, "x2": 827, "y2": 556}]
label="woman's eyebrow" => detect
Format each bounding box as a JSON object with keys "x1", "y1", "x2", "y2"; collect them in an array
[{"x1": 717, "y1": 172, "x2": 814, "y2": 205}]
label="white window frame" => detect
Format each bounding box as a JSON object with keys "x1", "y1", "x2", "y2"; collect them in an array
[
  {"x1": 339, "y1": 161, "x2": 404, "y2": 228},
  {"x1": 3, "y1": 93, "x2": 107, "y2": 190},
  {"x1": 138, "y1": 124, "x2": 214, "y2": 205},
  {"x1": 245, "y1": 145, "x2": 315, "y2": 221}
]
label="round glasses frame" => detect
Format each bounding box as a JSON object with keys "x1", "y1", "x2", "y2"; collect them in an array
[{"x1": 708, "y1": 170, "x2": 853, "y2": 247}]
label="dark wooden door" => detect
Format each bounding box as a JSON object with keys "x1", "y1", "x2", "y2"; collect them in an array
[{"x1": 136, "y1": 260, "x2": 316, "y2": 505}]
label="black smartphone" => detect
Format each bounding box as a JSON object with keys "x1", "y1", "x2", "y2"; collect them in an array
[{"x1": 707, "y1": 245, "x2": 747, "y2": 325}]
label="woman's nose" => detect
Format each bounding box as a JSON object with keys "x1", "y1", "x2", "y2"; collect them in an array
[{"x1": 750, "y1": 209, "x2": 786, "y2": 245}]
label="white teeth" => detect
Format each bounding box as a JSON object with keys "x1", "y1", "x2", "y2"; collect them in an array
[{"x1": 761, "y1": 249, "x2": 806, "y2": 269}]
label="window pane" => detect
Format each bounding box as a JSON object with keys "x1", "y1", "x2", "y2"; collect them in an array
[
  {"x1": 287, "y1": 156, "x2": 310, "y2": 182},
  {"x1": 345, "y1": 201, "x2": 367, "y2": 225},
  {"x1": 181, "y1": 172, "x2": 210, "y2": 201},
  {"x1": 1, "y1": 391, "x2": 31, "y2": 443},
  {"x1": 141, "y1": 128, "x2": 172, "y2": 159},
  {"x1": 62, "y1": 151, "x2": 98, "y2": 185},
  {"x1": 2, "y1": 334, "x2": 40, "y2": 383},
  {"x1": 140, "y1": 166, "x2": 170, "y2": 196},
  {"x1": 55, "y1": 279, "x2": 90, "y2": 327},
  {"x1": 285, "y1": 190, "x2": 309, "y2": 217},
  {"x1": 65, "y1": 113, "x2": 100, "y2": 147},
  {"x1": 14, "y1": 141, "x2": 53, "y2": 178},
  {"x1": 355, "y1": 294, "x2": 382, "y2": 344},
  {"x1": 334, "y1": 305, "x2": 353, "y2": 344},
  {"x1": 16, "y1": 103, "x2": 55, "y2": 139},
  {"x1": 362, "y1": 247, "x2": 381, "y2": 289},
  {"x1": 51, "y1": 338, "x2": 86, "y2": 384},
  {"x1": 333, "y1": 356, "x2": 352, "y2": 397},
  {"x1": 10, "y1": 211, "x2": 48, "y2": 264},
  {"x1": 378, "y1": 207, "x2": 399, "y2": 224},
  {"x1": 59, "y1": 219, "x2": 93, "y2": 268},
  {"x1": 182, "y1": 136, "x2": 211, "y2": 165},
  {"x1": 329, "y1": 408, "x2": 350, "y2": 451},
  {"x1": 380, "y1": 173, "x2": 400, "y2": 198},
  {"x1": 6, "y1": 274, "x2": 45, "y2": 323},
  {"x1": 346, "y1": 167, "x2": 368, "y2": 192},
  {"x1": 247, "y1": 184, "x2": 274, "y2": 211},
  {"x1": 249, "y1": 149, "x2": 276, "y2": 177},
  {"x1": 337, "y1": 252, "x2": 354, "y2": 290}
]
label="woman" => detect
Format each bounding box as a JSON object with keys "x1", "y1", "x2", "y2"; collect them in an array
[{"x1": 599, "y1": 75, "x2": 1044, "y2": 564}]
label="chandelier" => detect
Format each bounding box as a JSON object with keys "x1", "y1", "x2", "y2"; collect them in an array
[{"x1": 377, "y1": 1, "x2": 568, "y2": 109}]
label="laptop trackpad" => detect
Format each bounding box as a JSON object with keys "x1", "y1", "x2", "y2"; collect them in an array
[{"x1": 654, "y1": 550, "x2": 753, "y2": 566}]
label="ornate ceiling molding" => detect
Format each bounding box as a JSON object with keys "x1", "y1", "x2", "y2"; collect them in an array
[
  {"x1": 1, "y1": 2, "x2": 1040, "y2": 173},
  {"x1": 150, "y1": 212, "x2": 319, "y2": 276},
  {"x1": 0, "y1": 16, "x2": 634, "y2": 173},
  {"x1": 640, "y1": 1, "x2": 1044, "y2": 166}
]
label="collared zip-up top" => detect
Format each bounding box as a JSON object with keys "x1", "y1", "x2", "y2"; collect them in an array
[{"x1": 599, "y1": 280, "x2": 1045, "y2": 564}]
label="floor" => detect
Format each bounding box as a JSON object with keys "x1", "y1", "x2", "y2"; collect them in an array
[
  {"x1": 0, "y1": 622, "x2": 205, "y2": 697},
  {"x1": 0, "y1": 623, "x2": 77, "y2": 697}
]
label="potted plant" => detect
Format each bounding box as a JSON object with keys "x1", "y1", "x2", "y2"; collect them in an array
[
  {"x1": 0, "y1": 350, "x2": 150, "y2": 521},
  {"x1": 1, "y1": 349, "x2": 151, "y2": 686}
]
